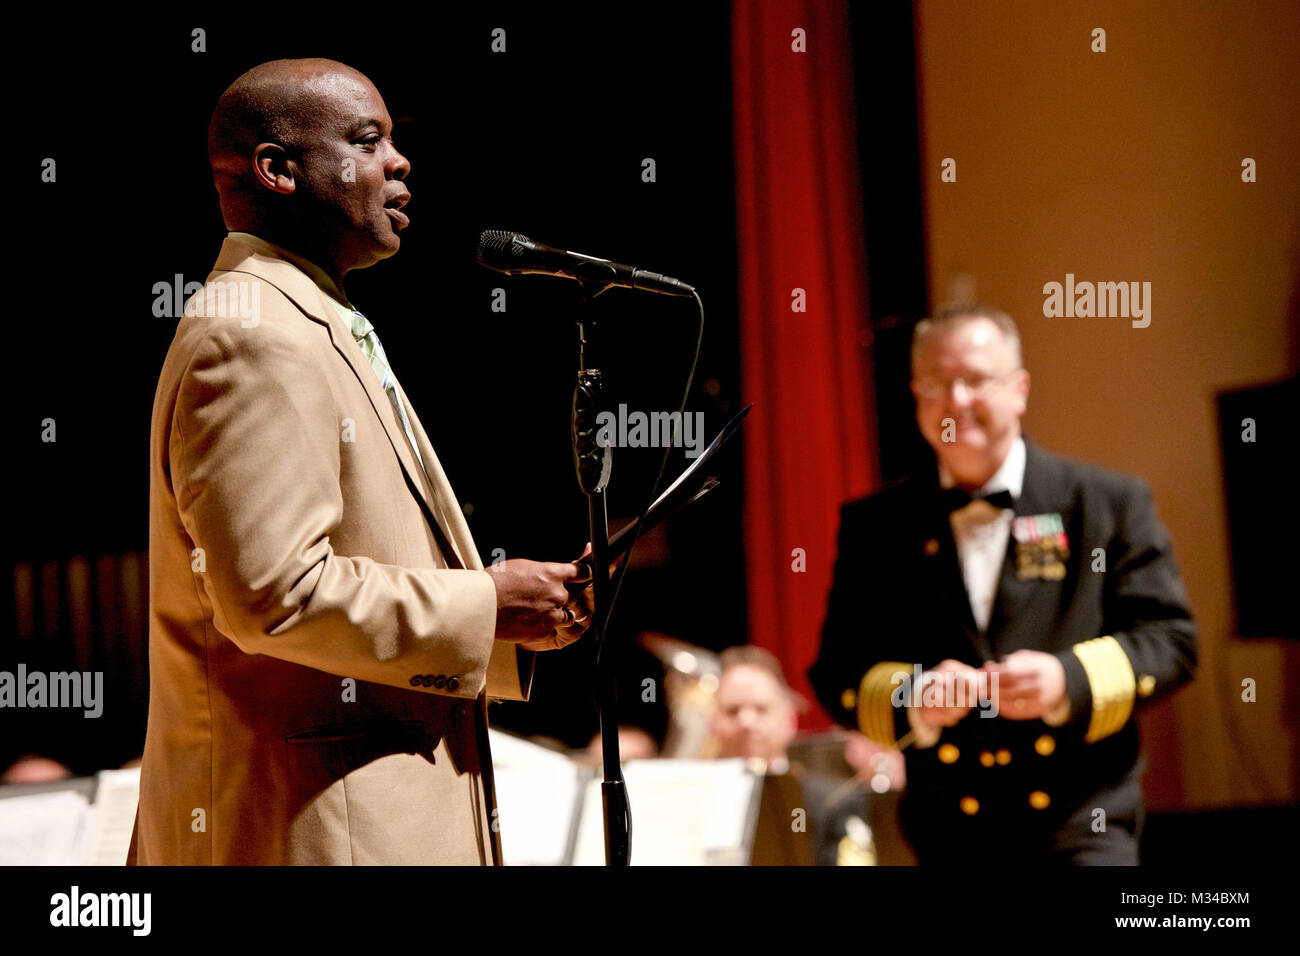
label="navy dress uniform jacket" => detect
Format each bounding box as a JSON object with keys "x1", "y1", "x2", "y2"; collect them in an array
[{"x1": 808, "y1": 440, "x2": 1197, "y2": 862}]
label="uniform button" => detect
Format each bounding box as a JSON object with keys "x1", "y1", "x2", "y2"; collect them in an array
[
  {"x1": 995, "y1": 748, "x2": 1012, "y2": 766},
  {"x1": 1035, "y1": 734, "x2": 1056, "y2": 756},
  {"x1": 979, "y1": 751, "x2": 996, "y2": 768},
  {"x1": 422, "y1": 675, "x2": 435, "y2": 687},
  {"x1": 447, "y1": 676, "x2": 459, "y2": 691},
  {"x1": 938, "y1": 743, "x2": 960, "y2": 764},
  {"x1": 841, "y1": 689, "x2": 857, "y2": 710},
  {"x1": 433, "y1": 675, "x2": 447, "y2": 688},
  {"x1": 960, "y1": 796, "x2": 980, "y2": 816},
  {"x1": 1138, "y1": 674, "x2": 1157, "y2": 697},
  {"x1": 409, "y1": 676, "x2": 421, "y2": 687},
  {"x1": 1029, "y1": 790, "x2": 1051, "y2": 810},
  {"x1": 923, "y1": 539, "x2": 940, "y2": 556}
]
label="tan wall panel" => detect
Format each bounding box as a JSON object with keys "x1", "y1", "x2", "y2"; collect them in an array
[{"x1": 915, "y1": 0, "x2": 1300, "y2": 809}]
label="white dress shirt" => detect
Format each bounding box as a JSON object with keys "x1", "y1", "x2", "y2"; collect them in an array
[
  {"x1": 942, "y1": 437, "x2": 1025, "y2": 633},
  {"x1": 907, "y1": 438, "x2": 1058, "y2": 748}
]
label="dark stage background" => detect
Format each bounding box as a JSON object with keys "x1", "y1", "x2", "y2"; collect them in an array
[
  {"x1": 5, "y1": 2, "x2": 1298, "y2": 866},
  {"x1": 1, "y1": 6, "x2": 928, "y2": 773}
]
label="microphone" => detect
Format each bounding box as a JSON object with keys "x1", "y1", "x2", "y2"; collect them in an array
[{"x1": 477, "y1": 230, "x2": 696, "y2": 297}]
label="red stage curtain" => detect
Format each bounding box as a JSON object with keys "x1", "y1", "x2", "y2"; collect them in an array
[{"x1": 732, "y1": 0, "x2": 880, "y2": 729}]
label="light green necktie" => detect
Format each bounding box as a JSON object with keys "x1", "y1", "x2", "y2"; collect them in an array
[
  {"x1": 347, "y1": 307, "x2": 426, "y2": 473},
  {"x1": 346, "y1": 305, "x2": 468, "y2": 566}
]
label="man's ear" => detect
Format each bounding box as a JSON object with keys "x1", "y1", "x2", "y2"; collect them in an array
[
  {"x1": 252, "y1": 142, "x2": 295, "y2": 195},
  {"x1": 1014, "y1": 367, "x2": 1031, "y2": 413},
  {"x1": 783, "y1": 698, "x2": 800, "y2": 738}
]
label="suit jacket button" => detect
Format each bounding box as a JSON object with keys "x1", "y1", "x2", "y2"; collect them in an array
[
  {"x1": 422, "y1": 675, "x2": 435, "y2": 687},
  {"x1": 447, "y1": 676, "x2": 459, "y2": 691},
  {"x1": 433, "y1": 675, "x2": 447, "y2": 688},
  {"x1": 410, "y1": 676, "x2": 422, "y2": 687}
]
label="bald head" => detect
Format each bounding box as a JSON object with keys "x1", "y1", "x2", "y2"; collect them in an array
[
  {"x1": 209, "y1": 59, "x2": 360, "y2": 181},
  {"x1": 205, "y1": 59, "x2": 412, "y2": 294},
  {"x1": 207, "y1": 58, "x2": 370, "y2": 215}
]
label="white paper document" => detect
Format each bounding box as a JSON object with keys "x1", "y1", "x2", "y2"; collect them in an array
[
  {"x1": 0, "y1": 789, "x2": 92, "y2": 865},
  {"x1": 83, "y1": 767, "x2": 141, "y2": 866},
  {"x1": 572, "y1": 758, "x2": 759, "y2": 866},
  {"x1": 490, "y1": 729, "x2": 590, "y2": 866}
]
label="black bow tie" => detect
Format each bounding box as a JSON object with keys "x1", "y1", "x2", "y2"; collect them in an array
[{"x1": 942, "y1": 487, "x2": 1015, "y2": 512}]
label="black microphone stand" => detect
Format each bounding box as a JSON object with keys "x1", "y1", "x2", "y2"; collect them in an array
[{"x1": 570, "y1": 287, "x2": 631, "y2": 866}]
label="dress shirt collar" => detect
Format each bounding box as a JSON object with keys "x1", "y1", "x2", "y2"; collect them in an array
[
  {"x1": 938, "y1": 435, "x2": 1026, "y2": 500},
  {"x1": 228, "y1": 231, "x2": 350, "y2": 309}
]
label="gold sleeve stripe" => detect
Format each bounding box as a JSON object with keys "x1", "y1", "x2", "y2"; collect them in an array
[
  {"x1": 1072, "y1": 636, "x2": 1136, "y2": 743},
  {"x1": 857, "y1": 661, "x2": 912, "y2": 747},
  {"x1": 862, "y1": 664, "x2": 902, "y2": 744}
]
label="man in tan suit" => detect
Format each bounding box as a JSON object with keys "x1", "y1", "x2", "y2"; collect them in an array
[{"x1": 129, "y1": 59, "x2": 591, "y2": 865}]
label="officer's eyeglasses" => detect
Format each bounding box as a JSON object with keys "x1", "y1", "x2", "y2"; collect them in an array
[{"x1": 911, "y1": 370, "x2": 1019, "y2": 400}]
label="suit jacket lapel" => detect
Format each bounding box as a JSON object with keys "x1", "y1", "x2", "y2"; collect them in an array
[
  {"x1": 986, "y1": 439, "x2": 1074, "y2": 657},
  {"x1": 393, "y1": 379, "x2": 482, "y2": 571},
  {"x1": 916, "y1": 480, "x2": 990, "y2": 663},
  {"x1": 211, "y1": 237, "x2": 454, "y2": 560}
]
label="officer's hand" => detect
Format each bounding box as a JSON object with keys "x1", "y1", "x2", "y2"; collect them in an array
[
  {"x1": 490, "y1": 558, "x2": 592, "y2": 651},
  {"x1": 985, "y1": 650, "x2": 1066, "y2": 720},
  {"x1": 916, "y1": 659, "x2": 983, "y2": 728}
]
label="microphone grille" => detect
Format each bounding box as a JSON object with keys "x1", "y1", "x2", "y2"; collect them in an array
[{"x1": 477, "y1": 229, "x2": 519, "y2": 267}]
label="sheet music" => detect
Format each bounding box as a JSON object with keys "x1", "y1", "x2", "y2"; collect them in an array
[
  {"x1": 571, "y1": 758, "x2": 759, "y2": 866},
  {"x1": 0, "y1": 788, "x2": 91, "y2": 865},
  {"x1": 83, "y1": 767, "x2": 141, "y2": 866},
  {"x1": 490, "y1": 730, "x2": 590, "y2": 866}
]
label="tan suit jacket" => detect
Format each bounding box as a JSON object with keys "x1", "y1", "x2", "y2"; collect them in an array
[{"x1": 128, "y1": 233, "x2": 532, "y2": 865}]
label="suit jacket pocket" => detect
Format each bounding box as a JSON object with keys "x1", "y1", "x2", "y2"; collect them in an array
[
  {"x1": 283, "y1": 721, "x2": 479, "y2": 864},
  {"x1": 286, "y1": 719, "x2": 441, "y2": 760}
]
